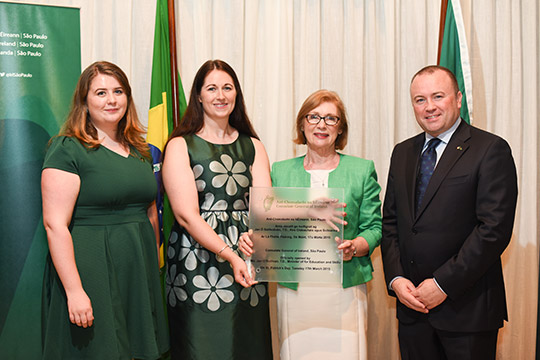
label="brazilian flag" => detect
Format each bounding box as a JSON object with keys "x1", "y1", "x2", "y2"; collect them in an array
[{"x1": 147, "y1": 0, "x2": 187, "y2": 269}]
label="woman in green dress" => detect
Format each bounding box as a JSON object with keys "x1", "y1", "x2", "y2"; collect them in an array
[
  {"x1": 162, "y1": 60, "x2": 273, "y2": 359},
  {"x1": 41, "y1": 61, "x2": 169, "y2": 359}
]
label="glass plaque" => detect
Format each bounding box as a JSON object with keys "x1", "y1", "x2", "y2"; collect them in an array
[{"x1": 248, "y1": 187, "x2": 344, "y2": 283}]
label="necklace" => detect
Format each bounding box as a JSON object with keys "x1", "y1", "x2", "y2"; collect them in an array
[{"x1": 307, "y1": 169, "x2": 332, "y2": 188}]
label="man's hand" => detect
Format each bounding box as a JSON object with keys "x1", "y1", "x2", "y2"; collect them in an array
[
  {"x1": 392, "y1": 278, "x2": 429, "y2": 314},
  {"x1": 412, "y1": 278, "x2": 447, "y2": 310}
]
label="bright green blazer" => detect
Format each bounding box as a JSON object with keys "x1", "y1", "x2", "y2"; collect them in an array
[{"x1": 271, "y1": 154, "x2": 382, "y2": 289}]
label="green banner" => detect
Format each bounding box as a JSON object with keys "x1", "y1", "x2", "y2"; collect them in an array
[{"x1": 0, "y1": 2, "x2": 80, "y2": 357}]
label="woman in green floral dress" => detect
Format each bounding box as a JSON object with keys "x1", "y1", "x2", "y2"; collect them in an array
[{"x1": 162, "y1": 60, "x2": 273, "y2": 359}]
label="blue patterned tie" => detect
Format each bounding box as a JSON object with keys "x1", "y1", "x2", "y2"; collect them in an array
[{"x1": 416, "y1": 138, "x2": 441, "y2": 214}]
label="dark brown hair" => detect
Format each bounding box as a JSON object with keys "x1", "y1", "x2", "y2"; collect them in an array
[
  {"x1": 167, "y1": 59, "x2": 258, "y2": 140},
  {"x1": 293, "y1": 89, "x2": 349, "y2": 150}
]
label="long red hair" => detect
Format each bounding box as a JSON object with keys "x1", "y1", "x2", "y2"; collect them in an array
[{"x1": 60, "y1": 61, "x2": 149, "y2": 158}]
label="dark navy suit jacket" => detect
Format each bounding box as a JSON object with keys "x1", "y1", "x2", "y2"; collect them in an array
[{"x1": 381, "y1": 119, "x2": 518, "y2": 332}]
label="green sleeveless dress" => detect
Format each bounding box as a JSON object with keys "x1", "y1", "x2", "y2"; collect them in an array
[
  {"x1": 41, "y1": 136, "x2": 169, "y2": 359},
  {"x1": 166, "y1": 134, "x2": 272, "y2": 360}
]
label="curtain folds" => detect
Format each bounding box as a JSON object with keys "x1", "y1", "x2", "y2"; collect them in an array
[
  {"x1": 174, "y1": 2, "x2": 538, "y2": 359},
  {"x1": 6, "y1": 0, "x2": 539, "y2": 358}
]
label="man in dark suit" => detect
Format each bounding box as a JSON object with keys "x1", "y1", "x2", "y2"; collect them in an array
[{"x1": 381, "y1": 65, "x2": 518, "y2": 360}]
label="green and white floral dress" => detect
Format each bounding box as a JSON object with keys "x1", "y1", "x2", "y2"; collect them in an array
[{"x1": 166, "y1": 133, "x2": 273, "y2": 360}]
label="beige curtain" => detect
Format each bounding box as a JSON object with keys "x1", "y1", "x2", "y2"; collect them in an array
[
  {"x1": 9, "y1": 0, "x2": 539, "y2": 358},
  {"x1": 460, "y1": 1, "x2": 539, "y2": 358},
  {"x1": 175, "y1": 1, "x2": 539, "y2": 359}
]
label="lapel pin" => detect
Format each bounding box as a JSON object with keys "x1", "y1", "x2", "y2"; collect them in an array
[{"x1": 456, "y1": 146, "x2": 463, "y2": 151}]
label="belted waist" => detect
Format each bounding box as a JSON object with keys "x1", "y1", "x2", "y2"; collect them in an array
[
  {"x1": 200, "y1": 209, "x2": 248, "y2": 214},
  {"x1": 71, "y1": 204, "x2": 149, "y2": 225}
]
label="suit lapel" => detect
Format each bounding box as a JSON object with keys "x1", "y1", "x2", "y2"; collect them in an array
[{"x1": 415, "y1": 120, "x2": 471, "y2": 220}]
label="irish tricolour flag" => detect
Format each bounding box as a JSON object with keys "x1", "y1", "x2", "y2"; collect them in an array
[{"x1": 438, "y1": 0, "x2": 473, "y2": 124}]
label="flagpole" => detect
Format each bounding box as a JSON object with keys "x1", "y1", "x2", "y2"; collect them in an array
[
  {"x1": 167, "y1": 0, "x2": 180, "y2": 128},
  {"x1": 437, "y1": 0, "x2": 449, "y2": 64}
]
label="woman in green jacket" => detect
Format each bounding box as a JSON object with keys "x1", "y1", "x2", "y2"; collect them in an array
[{"x1": 241, "y1": 89, "x2": 382, "y2": 360}]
